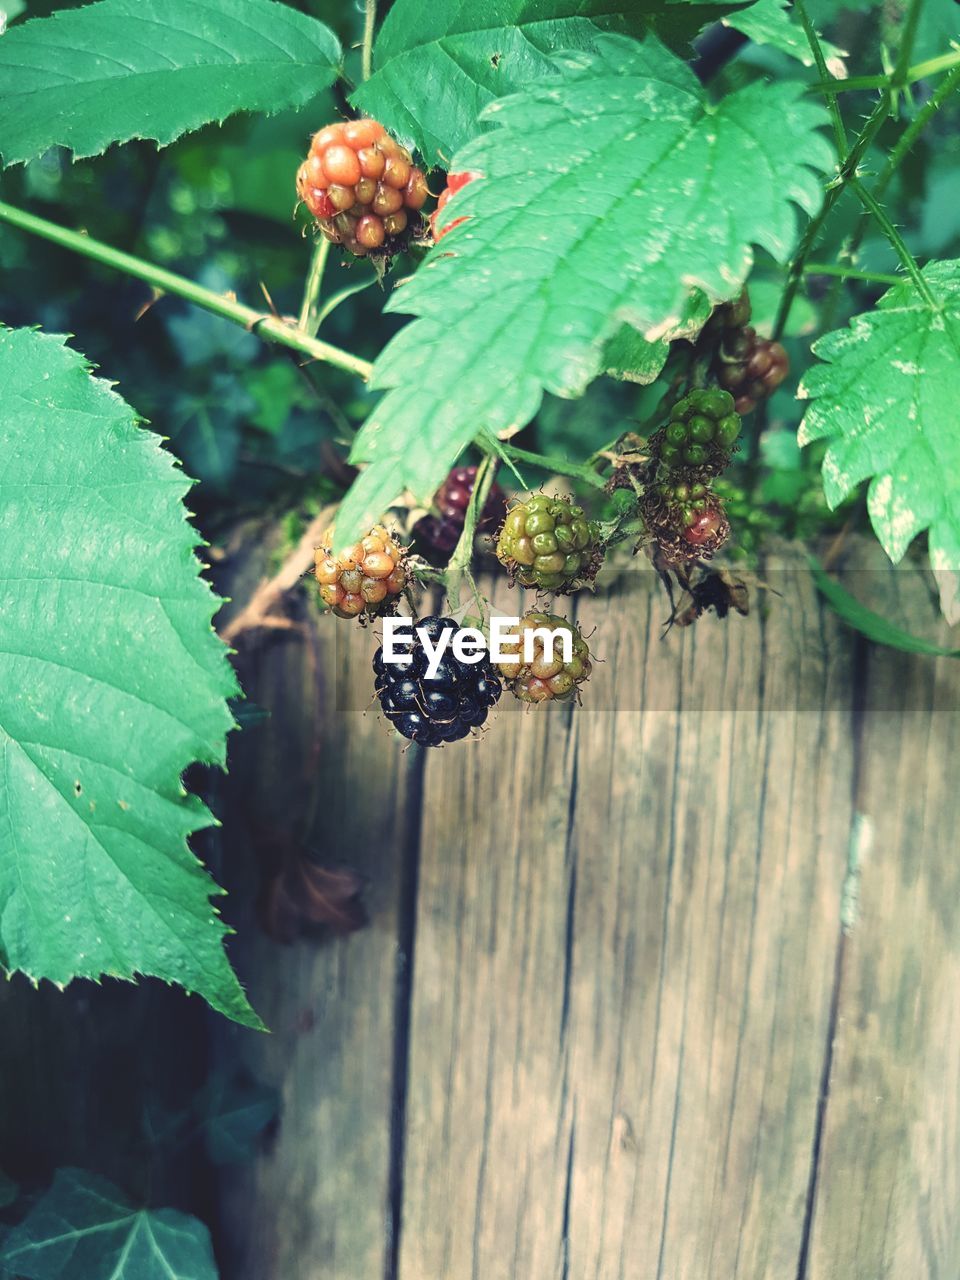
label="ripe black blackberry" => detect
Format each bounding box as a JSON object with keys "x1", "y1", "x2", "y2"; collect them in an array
[{"x1": 373, "y1": 616, "x2": 502, "y2": 746}]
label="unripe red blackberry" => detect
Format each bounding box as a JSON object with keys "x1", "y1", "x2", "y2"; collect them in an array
[
  {"x1": 651, "y1": 389, "x2": 741, "y2": 476},
  {"x1": 297, "y1": 119, "x2": 428, "y2": 258},
  {"x1": 496, "y1": 612, "x2": 592, "y2": 704},
  {"x1": 716, "y1": 329, "x2": 790, "y2": 414},
  {"x1": 497, "y1": 494, "x2": 602, "y2": 593},
  {"x1": 413, "y1": 464, "x2": 508, "y2": 557},
  {"x1": 640, "y1": 480, "x2": 730, "y2": 566},
  {"x1": 429, "y1": 170, "x2": 482, "y2": 242},
  {"x1": 314, "y1": 524, "x2": 407, "y2": 619}
]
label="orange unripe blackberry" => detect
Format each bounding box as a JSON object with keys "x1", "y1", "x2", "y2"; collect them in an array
[
  {"x1": 314, "y1": 525, "x2": 407, "y2": 619},
  {"x1": 297, "y1": 119, "x2": 428, "y2": 258}
]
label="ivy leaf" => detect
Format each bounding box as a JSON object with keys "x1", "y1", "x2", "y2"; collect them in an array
[
  {"x1": 197, "y1": 1069, "x2": 280, "y2": 1165},
  {"x1": 0, "y1": 0, "x2": 341, "y2": 167},
  {"x1": 337, "y1": 34, "x2": 830, "y2": 544},
  {"x1": 799, "y1": 260, "x2": 960, "y2": 620},
  {"x1": 0, "y1": 327, "x2": 259, "y2": 1029},
  {"x1": 724, "y1": 0, "x2": 847, "y2": 69},
  {"x1": 0, "y1": 1168, "x2": 217, "y2": 1280},
  {"x1": 351, "y1": 0, "x2": 662, "y2": 166}
]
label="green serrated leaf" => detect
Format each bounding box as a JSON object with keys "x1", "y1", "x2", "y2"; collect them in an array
[
  {"x1": 0, "y1": 1168, "x2": 217, "y2": 1280},
  {"x1": 799, "y1": 261, "x2": 960, "y2": 605},
  {"x1": 724, "y1": 0, "x2": 847, "y2": 68},
  {"x1": 603, "y1": 289, "x2": 712, "y2": 384},
  {"x1": 0, "y1": 327, "x2": 260, "y2": 1029},
  {"x1": 351, "y1": 0, "x2": 660, "y2": 166},
  {"x1": 336, "y1": 34, "x2": 830, "y2": 545},
  {"x1": 811, "y1": 560, "x2": 960, "y2": 656},
  {"x1": 0, "y1": 0, "x2": 341, "y2": 167}
]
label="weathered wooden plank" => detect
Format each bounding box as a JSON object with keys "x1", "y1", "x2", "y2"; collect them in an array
[
  {"x1": 398, "y1": 546, "x2": 858, "y2": 1279},
  {"x1": 808, "y1": 547, "x2": 960, "y2": 1280},
  {"x1": 210, "y1": 528, "x2": 416, "y2": 1280}
]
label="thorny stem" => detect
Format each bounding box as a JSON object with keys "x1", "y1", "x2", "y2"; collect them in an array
[
  {"x1": 810, "y1": 49, "x2": 960, "y2": 93},
  {"x1": 297, "y1": 236, "x2": 331, "y2": 335},
  {"x1": 850, "y1": 180, "x2": 937, "y2": 305},
  {"x1": 804, "y1": 262, "x2": 904, "y2": 286},
  {"x1": 497, "y1": 442, "x2": 608, "y2": 490},
  {"x1": 361, "y1": 0, "x2": 376, "y2": 83},
  {"x1": 0, "y1": 198, "x2": 374, "y2": 380},
  {"x1": 795, "y1": 0, "x2": 846, "y2": 155}
]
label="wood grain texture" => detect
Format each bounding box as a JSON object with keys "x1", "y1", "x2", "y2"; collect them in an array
[
  {"x1": 209, "y1": 528, "x2": 418, "y2": 1280},
  {"x1": 397, "y1": 546, "x2": 859, "y2": 1280},
  {"x1": 808, "y1": 544, "x2": 960, "y2": 1280}
]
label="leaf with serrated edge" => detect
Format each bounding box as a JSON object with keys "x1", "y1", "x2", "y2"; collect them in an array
[
  {"x1": 724, "y1": 0, "x2": 847, "y2": 69},
  {"x1": 352, "y1": 0, "x2": 661, "y2": 167},
  {"x1": 0, "y1": 328, "x2": 259, "y2": 1029},
  {"x1": 0, "y1": 0, "x2": 340, "y2": 167},
  {"x1": 336, "y1": 34, "x2": 830, "y2": 545},
  {"x1": 0, "y1": 1168, "x2": 217, "y2": 1279},
  {"x1": 799, "y1": 261, "x2": 960, "y2": 601}
]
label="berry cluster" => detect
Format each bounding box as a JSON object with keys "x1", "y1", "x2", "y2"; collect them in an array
[
  {"x1": 314, "y1": 525, "x2": 407, "y2": 619},
  {"x1": 497, "y1": 495, "x2": 602, "y2": 593},
  {"x1": 373, "y1": 617, "x2": 502, "y2": 746},
  {"x1": 297, "y1": 119, "x2": 428, "y2": 258},
  {"x1": 413, "y1": 464, "x2": 507, "y2": 557},
  {"x1": 496, "y1": 612, "x2": 592, "y2": 703},
  {"x1": 705, "y1": 290, "x2": 790, "y2": 414},
  {"x1": 429, "y1": 171, "x2": 480, "y2": 242},
  {"x1": 652, "y1": 389, "x2": 741, "y2": 474}
]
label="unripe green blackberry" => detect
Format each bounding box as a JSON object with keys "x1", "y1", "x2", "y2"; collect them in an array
[
  {"x1": 496, "y1": 494, "x2": 602, "y2": 593},
  {"x1": 654, "y1": 389, "x2": 741, "y2": 474},
  {"x1": 314, "y1": 524, "x2": 407, "y2": 619},
  {"x1": 496, "y1": 612, "x2": 592, "y2": 703}
]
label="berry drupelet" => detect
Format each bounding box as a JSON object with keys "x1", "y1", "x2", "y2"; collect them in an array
[
  {"x1": 496, "y1": 612, "x2": 592, "y2": 703},
  {"x1": 297, "y1": 118, "x2": 429, "y2": 258},
  {"x1": 496, "y1": 495, "x2": 602, "y2": 593},
  {"x1": 373, "y1": 616, "x2": 502, "y2": 746},
  {"x1": 413, "y1": 464, "x2": 508, "y2": 557},
  {"x1": 314, "y1": 525, "x2": 407, "y2": 619}
]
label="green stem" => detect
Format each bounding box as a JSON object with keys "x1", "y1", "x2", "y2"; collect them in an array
[
  {"x1": 875, "y1": 62, "x2": 960, "y2": 199},
  {"x1": 795, "y1": 0, "x2": 847, "y2": 155},
  {"x1": 0, "y1": 198, "x2": 373, "y2": 380},
  {"x1": 892, "y1": 0, "x2": 925, "y2": 86},
  {"x1": 297, "y1": 237, "x2": 331, "y2": 335},
  {"x1": 498, "y1": 442, "x2": 607, "y2": 490},
  {"x1": 361, "y1": 0, "x2": 376, "y2": 82},
  {"x1": 446, "y1": 455, "x2": 497, "y2": 612},
  {"x1": 804, "y1": 262, "x2": 904, "y2": 285},
  {"x1": 810, "y1": 49, "x2": 960, "y2": 93},
  {"x1": 850, "y1": 180, "x2": 937, "y2": 305}
]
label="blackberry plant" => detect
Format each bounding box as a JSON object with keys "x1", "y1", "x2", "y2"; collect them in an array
[{"x1": 0, "y1": 0, "x2": 956, "y2": 1025}]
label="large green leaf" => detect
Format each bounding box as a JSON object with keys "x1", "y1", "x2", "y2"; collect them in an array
[
  {"x1": 799, "y1": 261, "x2": 960, "y2": 618},
  {"x1": 0, "y1": 0, "x2": 341, "y2": 167},
  {"x1": 0, "y1": 1168, "x2": 217, "y2": 1280},
  {"x1": 350, "y1": 0, "x2": 751, "y2": 167},
  {"x1": 0, "y1": 327, "x2": 258, "y2": 1028},
  {"x1": 724, "y1": 0, "x2": 847, "y2": 68},
  {"x1": 337, "y1": 34, "x2": 830, "y2": 543}
]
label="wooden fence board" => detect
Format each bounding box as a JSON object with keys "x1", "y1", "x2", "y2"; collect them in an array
[
  {"x1": 808, "y1": 548, "x2": 960, "y2": 1280},
  {"x1": 210, "y1": 533, "x2": 416, "y2": 1280},
  {"x1": 396, "y1": 547, "x2": 858, "y2": 1280}
]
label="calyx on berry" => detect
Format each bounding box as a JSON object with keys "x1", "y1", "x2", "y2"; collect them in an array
[
  {"x1": 496, "y1": 612, "x2": 592, "y2": 704},
  {"x1": 314, "y1": 524, "x2": 407, "y2": 619},
  {"x1": 297, "y1": 119, "x2": 428, "y2": 259},
  {"x1": 496, "y1": 494, "x2": 603, "y2": 593},
  {"x1": 640, "y1": 482, "x2": 730, "y2": 566},
  {"x1": 373, "y1": 616, "x2": 502, "y2": 746}
]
